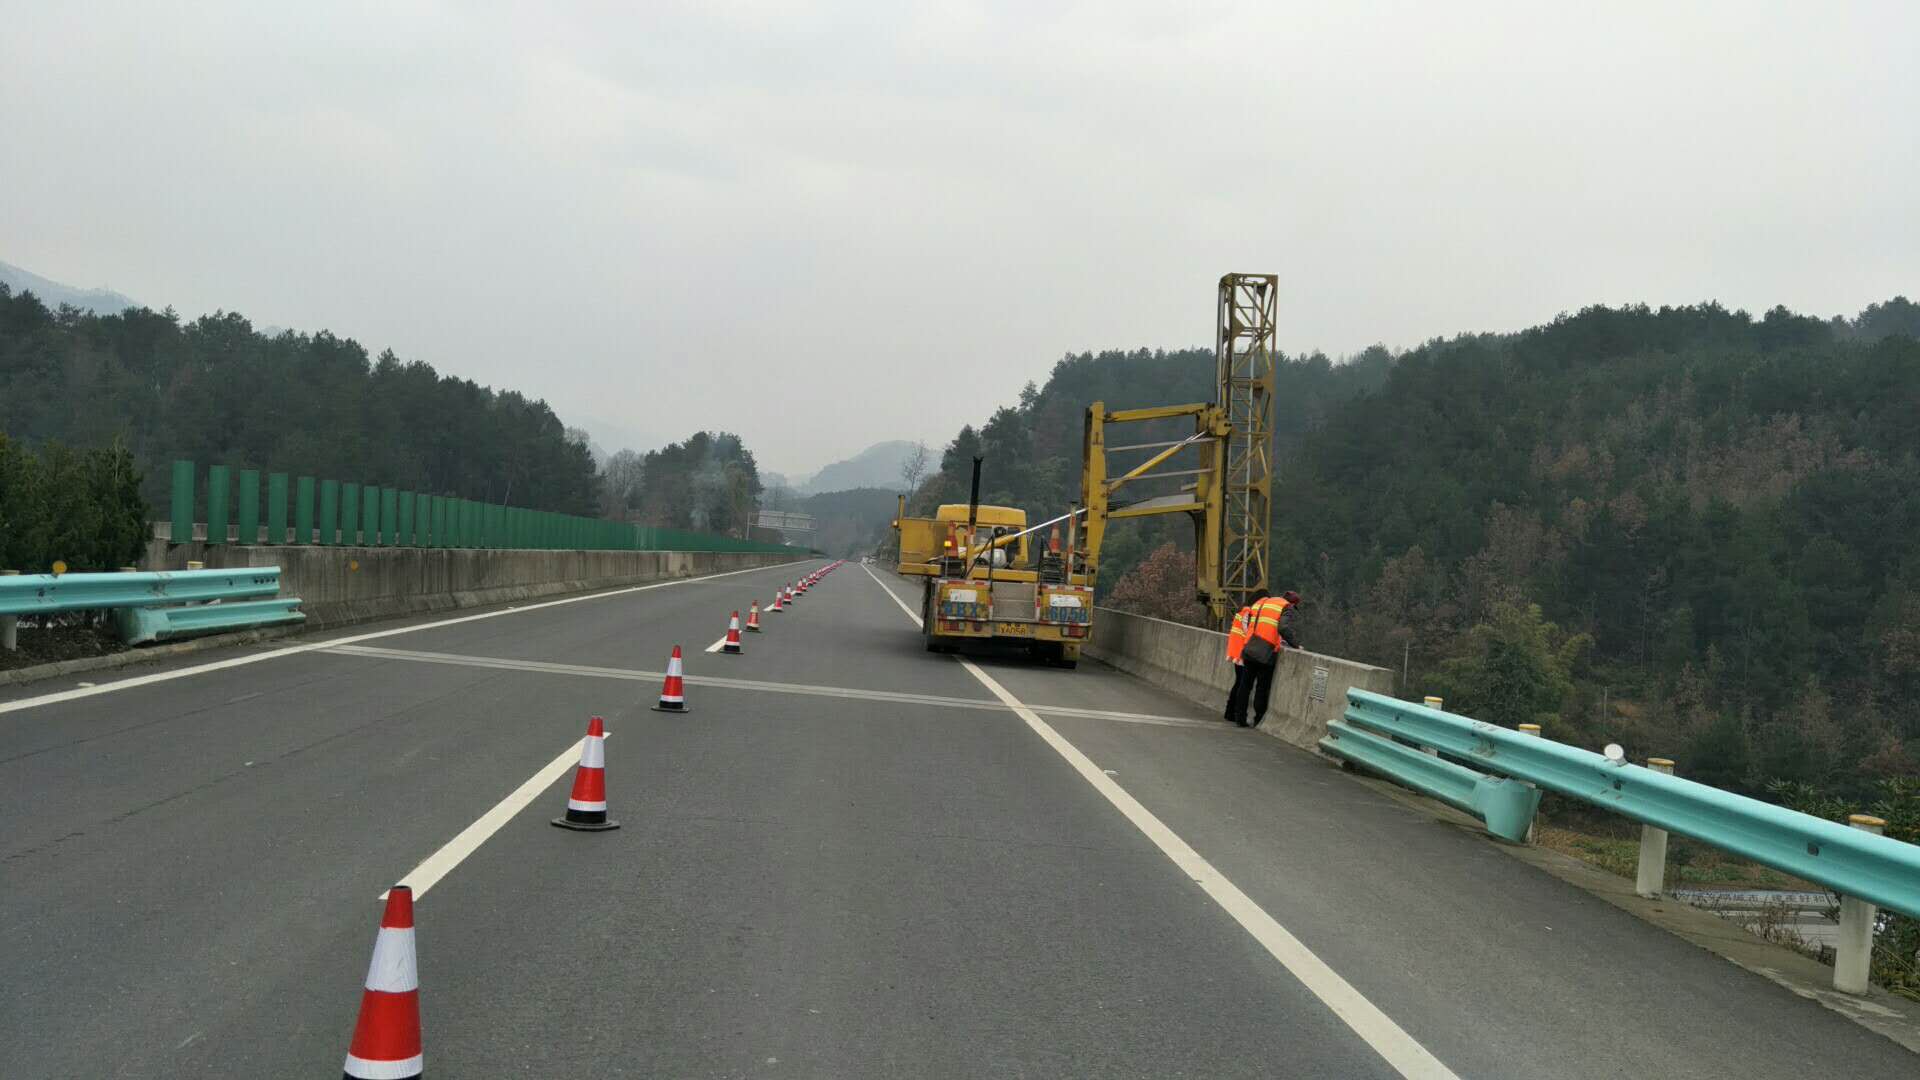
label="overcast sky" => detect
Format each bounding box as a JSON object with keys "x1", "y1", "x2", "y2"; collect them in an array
[{"x1": 5, "y1": 2, "x2": 1915, "y2": 475}]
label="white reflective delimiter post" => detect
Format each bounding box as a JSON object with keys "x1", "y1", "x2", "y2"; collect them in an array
[
  {"x1": 1635, "y1": 758, "x2": 1675, "y2": 898},
  {"x1": 1834, "y1": 814, "x2": 1886, "y2": 995}
]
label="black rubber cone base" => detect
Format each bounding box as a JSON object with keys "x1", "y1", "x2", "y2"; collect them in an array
[
  {"x1": 649, "y1": 703, "x2": 692, "y2": 713},
  {"x1": 552, "y1": 817, "x2": 621, "y2": 831}
]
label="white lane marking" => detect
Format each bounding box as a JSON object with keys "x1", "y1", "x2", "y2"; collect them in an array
[
  {"x1": 859, "y1": 562, "x2": 1457, "y2": 1079},
  {"x1": 704, "y1": 636, "x2": 730, "y2": 654},
  {"x1": 323, "y1": 644, "x2": 1222, "y2": 730},
  {"x1": 0, "y1": 560, "x2": 811, "y2": 718},
  {"x1": 377, "y1": 733, "x2": 601, "y2": 901}
]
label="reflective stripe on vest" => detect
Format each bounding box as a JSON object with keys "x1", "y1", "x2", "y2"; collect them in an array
[
  {"x1": 1226, "y1": 606, "x2": 1252, "y2": 661},
  {"x1": 1249, "y1": 597, "x2": 1289, "y2": 648}
]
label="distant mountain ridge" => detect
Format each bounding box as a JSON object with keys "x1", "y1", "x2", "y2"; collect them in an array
[
  {"x1": 0, "y1": 259, "x2": 139, "y2": 315},
  {"x1": 776, "y1": 439, "x2": 924, "y2": 495}
]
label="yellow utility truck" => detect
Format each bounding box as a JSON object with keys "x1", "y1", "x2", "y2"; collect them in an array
[
  {"x1": 892, "y1": 400, "x2": 1237, "y2": 667},
  {"x1": 895, "y1": 499, "x2": 1093, "y2": 666},
  {"x1": 890, "y1": 272, "x2": 1277, "y2": 667}
]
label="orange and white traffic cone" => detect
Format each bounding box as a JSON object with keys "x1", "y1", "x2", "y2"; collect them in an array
[
  {"x1": 745, "y1": 602, "x2": 762, "y2": 632},
  {"x1": 342, "y1": 886, "x2": 423, "y2": 1080},
  {"x1": 552, "y1": 716, "x2": 618, "y2": 831},
  {"x1": 651, "y1": 646, "x2": 690, "y2": 712},
  {"x1": 721, "y1": 611, "x2": 744, "y2": 654},
  {"x1": 785, "y1": 583, "x2": 797, "y2": 604},
  {"x1": 770, "y1": 591, "x2": 784, "y2": 613}
]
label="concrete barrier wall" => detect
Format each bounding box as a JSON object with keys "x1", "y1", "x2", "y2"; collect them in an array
[
  {"x1": 142, "y1": 541, "x2": 804, "y2": 629},
  {"x1": 1083, "y1": 606, "x2": 1397, "y2": 750}
]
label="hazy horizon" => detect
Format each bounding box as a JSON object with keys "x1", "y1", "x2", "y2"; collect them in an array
[{"x1": 5, "y1": 2, "x2": 1915, "y2": 476}]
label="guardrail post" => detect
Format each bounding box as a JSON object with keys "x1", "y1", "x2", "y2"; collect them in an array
[
  {"x1": 341, "y1": 482, "x2": 360, "y2": 544},
  {"x1": 320, "y1": 480, "x2": 339, "y2": 545},
  {"x1": 295, "y1": 476, "x2": 316, "y2": 544},
  {"x1": 266, "y1": 472, "x2": 288, "y2": 544},
  {"x1": 1835, "y1": 814, "x2": 1886, "y2": 995},
  {"x1": 237, "y1": 470, "x2": 260, "y2": 545},
  {"x1": 1635, "y1": 758, "x2": 1676, "y2": 897},
  {"x1": 1, "y1": 569, "x2": 18, "y2": 651},
  {"x1": 206, "y1": 465, "x2": 230, "y2": 545},
  {"x1": 169, "y1": 460, "x2": 194, "y2": 543},
  {"x1": 1517, "y1": 724, "x2": 1544, "y2": 843},
  {"x1": 1419, "y1": 697, "x2": 1444, "y2": 755}
]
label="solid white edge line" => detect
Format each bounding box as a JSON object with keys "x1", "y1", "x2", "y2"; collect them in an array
[
  {"x1": 0, "y1": 558, "x2": 811, "y2": 718},
  {"x1": 378, "y1": 733, "x2": 599, "y2": 901},
  {"x1": 858, "y1": 561, "x2": 1457, "y2": 1079}
]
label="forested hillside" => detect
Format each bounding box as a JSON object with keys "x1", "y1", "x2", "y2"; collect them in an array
[
  {"x1": 1281, "y1": 299, "x2": 1920, "y2": 797},
  {"x1": 794, "y1": 487, "x2": 902, "y2": 555},
  {"x1": 0, "y1": 286, "x2": 599, "y2": 513},
  {"x1": 912, "y1": 299, "x2": 1920, "y2": 798},
  {"x1": 599, "y1": 431, "x2": 763, "y2": 535}
]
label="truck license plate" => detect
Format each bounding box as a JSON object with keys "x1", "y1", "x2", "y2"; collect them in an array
[{"x1": 997, "y1": 622, "x2": 1030, "y2": 636}]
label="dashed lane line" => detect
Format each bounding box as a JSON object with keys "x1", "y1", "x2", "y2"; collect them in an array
[
  {"x1": 320, "y1": 644, "x2": 1221, "y2": 731},
  {"x1": 858, "y1": 561, "x2": 1459, "y2": 1080},
  {"x1": 377, "y1": 732, "x2": 602, "y2": 901}
]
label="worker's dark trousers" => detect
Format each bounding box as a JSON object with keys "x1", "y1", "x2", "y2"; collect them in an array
[{"x1": 1226, "y1": 659, "x2": 1276, "y2": 726}]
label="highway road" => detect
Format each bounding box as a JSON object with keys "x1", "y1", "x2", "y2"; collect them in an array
[{"x1": 3, "y1": 558, "x2": 1913, "y2": 1077}]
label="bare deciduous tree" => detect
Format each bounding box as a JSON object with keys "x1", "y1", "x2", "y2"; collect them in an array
[{"x1": 899, "y1": 440, "x2": 929, "y2": 494}]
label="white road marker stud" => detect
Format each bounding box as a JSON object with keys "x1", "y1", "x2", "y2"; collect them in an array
[
  {"x1": 858, "y1": 562, "x2": 1457, "y2": 1080},
  {"x1": 378, "y1": 732, "x2": 605, "y2": 900},
  {"x1": 0, "y1": 560, "x2": 801, "y2": 719}
]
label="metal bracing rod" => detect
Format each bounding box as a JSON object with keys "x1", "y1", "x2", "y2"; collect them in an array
[
  {"x1": 1107, "y1": 430, "x2": 1210, "y2": 494},
  {"x1": 1104, "y1": 438, "x2": 1215, "y2": 453},
  {"x1": 987, "y1": 506, "x2": 1088, "y2": 550}
]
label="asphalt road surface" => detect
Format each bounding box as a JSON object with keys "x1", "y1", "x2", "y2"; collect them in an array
[{"x1": 3, "y1": 559, "x2": 1913, "y2": 1077}]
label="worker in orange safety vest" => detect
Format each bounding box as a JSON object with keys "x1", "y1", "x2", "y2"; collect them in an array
[
  {"x1": 1227, "y1": 589, "x2": 1301, "y2": 728},
  {"x1": 1223, "y1": 601, "x2": 1253, "y2": 722}
]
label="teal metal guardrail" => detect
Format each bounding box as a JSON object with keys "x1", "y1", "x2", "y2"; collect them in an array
[
  {"x1": 0, "y1": 568, "x2": 302, "y2": 647},
  {"x1": 117, "y1": 598, "x2": 306, "y2": 644},
  {"x1": 0, "y1": 568, "x2": 283, "y2": 615},
  {"x1": 162, "y1": 459, "x2": 806, "y2": 555},
  {"x1": 1329, "y1": 689, "x2": 1920, "y2": 920},
  {"x1": 1319, "y1": 718, "x2": 1540, "y2": 842}
]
